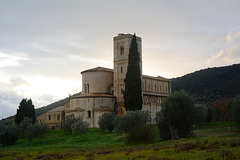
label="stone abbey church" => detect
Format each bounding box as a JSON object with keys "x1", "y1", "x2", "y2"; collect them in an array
[{"x1": 38, "y1": 33, "x2": 171, "y2": 128}]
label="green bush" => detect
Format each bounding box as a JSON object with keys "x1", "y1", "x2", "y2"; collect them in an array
[
  {"x1": 125, "y1": 124, "x2": 156, "y2": 144},
  {"x1": 25, "y1": 122, "x2": 48, "y2": 144},
  {"x1": 194, "y1": 104, "x2": 208, "y2": 127},
  {"x1": 115, "y1": 111, "x2": 150, "y2": 133},
  {"x1": 113, "y1": 115, "x2": 125, "y2": 134},
  {"x1": 19, "y1": 117, "x2": 32, "y2": 136},
  {"x1": 0, "y1": 122, "x2": 19, "y2": 146},
  {"x1": 72, "y1": 118, "x2": 89, "y2": 138},
  {"x1": 98, "y1": 113, "x2": 114, "y2": 133},
  {"x1": 63, "y1": 116, "x2": 76, "y2": 134}
]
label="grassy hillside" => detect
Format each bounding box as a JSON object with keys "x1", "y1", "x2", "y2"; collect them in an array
[
  {"x1": 172, "y1": 64, "x2": 240, "y2": 104},
  {"x1": 0, "y1": 122, "x2": 239, "y2": 160}
]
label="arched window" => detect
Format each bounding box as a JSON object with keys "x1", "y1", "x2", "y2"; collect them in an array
[
  {"x1": 85, "y1": 83, "x2": 89, "y2": 93},
  {"x1": 87, "y1": 110, "x2": 91, "y2": 118},
  {"x1": 120, "y1": 46, "x2": 124, "y2": 54},
  {"x1": 87, "y1": 84, "x2": 89, "y2": 93}
]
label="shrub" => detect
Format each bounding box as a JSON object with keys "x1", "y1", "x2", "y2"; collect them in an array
[
  {"x1": 194, "y1": 104, "x2": 208, "y2": 127},
  {"x1": 72, "y1": 118, "x2": 89, "y2": 138},
  {"x1": 98, "y1": 113, "x2": 114, "y2": 133},
  {"x1": 0, "y1": 122, "x2": 19, "y2": 146},
  {"x1": 25, "y1": 124, "x2": 37, "y2": 144},
  {"x1": 125, "y1": 124, "x2": 156, "y2": 144},
  {"x1": 25, "y1": 122, "x2": 48, "y2": 144},
  {"x1": 113, "y1": 115, "x2": 125, "y2": 134},
  {"x1": 19, "y1": 117, "x2": 32, "y2": 136},
  {"x1": 63, "y1": 116, "x2": 76, "y2": 134},
  {"x1": 123, "y1": 111, "x2": 150, "y2": 133},
  {"x1": 34, "y1": 122, "x2": 49, "y2": 140}
]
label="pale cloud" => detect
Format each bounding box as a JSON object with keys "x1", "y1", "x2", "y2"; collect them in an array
[
  {"x1": 207, "y1": 43, "x2": 240, "y2": 66},
  {"x1": 226, "y1": 31, "x2": 232, "y2": 43},
  {"x1": 13, "y1": 76, "x2": 81, "y2": 101},
  {"x1": 0, "y1": 52, "x2": 28, "y2": 68},
  {"x1": 208, "y1": 30, "x2": 240, "y2": 66},
  {"x1": 225, "y1": 30, "x2": 240, "y2": 43}
]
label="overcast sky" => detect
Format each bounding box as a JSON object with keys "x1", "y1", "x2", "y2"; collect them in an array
[{"x1": 0, "y1": 0, "x2": 240, "y2": 120}]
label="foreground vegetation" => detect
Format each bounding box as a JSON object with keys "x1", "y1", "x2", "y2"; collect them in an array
[{"x1": 0, "y1": 121, "x2": 239, "y2": 160}]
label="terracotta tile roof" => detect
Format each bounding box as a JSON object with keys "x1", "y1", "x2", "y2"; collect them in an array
[
  {"x1": 143, "y1": 75, "x2": 170, "y2": 81},
  {"x1": 65, "y1": 106, "x2": 85, "y2": 113},
  {"x1": 94, "y1": 106, "x2": 113, "y2": 111},
  {"x1": 48, "y1": 105, "x2": 65, "y2": 112},
  {"x1": 81, "y1": 66, "x2": 113, "y2": 74}
]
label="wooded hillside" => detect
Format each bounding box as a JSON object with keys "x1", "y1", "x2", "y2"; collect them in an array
[{"x1": 171, "y1": 64, "x2": 240, "y2": 104}]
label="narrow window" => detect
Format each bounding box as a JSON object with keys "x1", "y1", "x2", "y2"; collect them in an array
[
  {"x1": 57, "y1": 114, "x2": 60, "y2": 120},
  {"x1": 87, "y1": 84, "x2": 89, "y2": 93},
  {"x1": 121, "y1": 67, "x2": 123, "y2": 73},
  {"x1": 149, "y1": 83, "x2": 151, "y2": 90},
  {"x1": 120, "y1": 46, "x2": 124, "y2": 54},
  {"x1": 48, "y1": 115, "x2": 51, "y2": 120},
  {"x1": 88, "y1": 110, "x2": 91, "y2": 118}
]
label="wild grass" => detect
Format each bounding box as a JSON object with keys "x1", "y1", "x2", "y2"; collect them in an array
[{"x1": 0, "y1": 121, "x2": 239, "y2": 160}]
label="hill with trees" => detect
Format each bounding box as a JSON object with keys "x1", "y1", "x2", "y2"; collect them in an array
[{"x1": 171, "y1": 64, "x2": 240, "y2": 104}]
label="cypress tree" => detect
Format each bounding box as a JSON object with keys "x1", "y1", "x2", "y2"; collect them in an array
[
  {"x1": 15, "y1": 98, "x2": 36, "y2": 125},
  {"x1": 124, "y1": 33, "x2": 143, "y2": 111}
]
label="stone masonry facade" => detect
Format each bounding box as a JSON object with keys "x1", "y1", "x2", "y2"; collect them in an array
[{"x1": 38, "y1": 33, "x2": 171, "y2": 128}]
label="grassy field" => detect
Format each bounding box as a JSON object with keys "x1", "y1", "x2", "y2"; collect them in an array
[{"x1": 0, "y1": 122, "x2": 240, "y2": 160}]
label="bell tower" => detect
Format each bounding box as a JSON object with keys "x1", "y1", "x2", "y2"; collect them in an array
[{"x1": 113, "y1": 33, "x2": 142, "y2": 114}]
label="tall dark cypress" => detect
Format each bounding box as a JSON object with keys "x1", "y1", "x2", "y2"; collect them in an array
[
  {"x1": 124, "y1": 33, "x2": 142, "y2": 111},
  {"x1": 15, "y1": 98, "x2": 36, "y2": 125}
]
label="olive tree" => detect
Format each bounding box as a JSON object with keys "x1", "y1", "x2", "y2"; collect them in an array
[
  {"x1": 98, "y1": 112, "x2": 114, "y2": 133},
  {"x1": 157, "y1": 90, "x2": 195, "y2": 140}
]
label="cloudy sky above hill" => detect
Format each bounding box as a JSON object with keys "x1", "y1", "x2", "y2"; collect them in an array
[{"x1": 0, "y1": 0, "x2": 240, "y2": 120}]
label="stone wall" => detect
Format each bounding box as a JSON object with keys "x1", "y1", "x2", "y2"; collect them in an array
[
  {"x1": 69, "y1": 95, "x2": 115, "y2": 128},
  {"x1": 81, "y1": 68, "x2": 113, "y2": 95}
]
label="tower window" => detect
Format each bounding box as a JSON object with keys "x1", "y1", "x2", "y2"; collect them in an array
[
  {"x1": 85, "y1": 83, "x2": 89, "y2": 93},
  {"x1": 120, "y1": 46, "x2": 124, "y2": 54},
  {"x1": 87, "y1": 110, "x2": 91, "y2": 118}
]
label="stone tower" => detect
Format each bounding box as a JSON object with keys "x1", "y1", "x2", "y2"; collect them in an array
[{"x1": 113, "y1": 33, "x2": 142, "y2": 114}]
